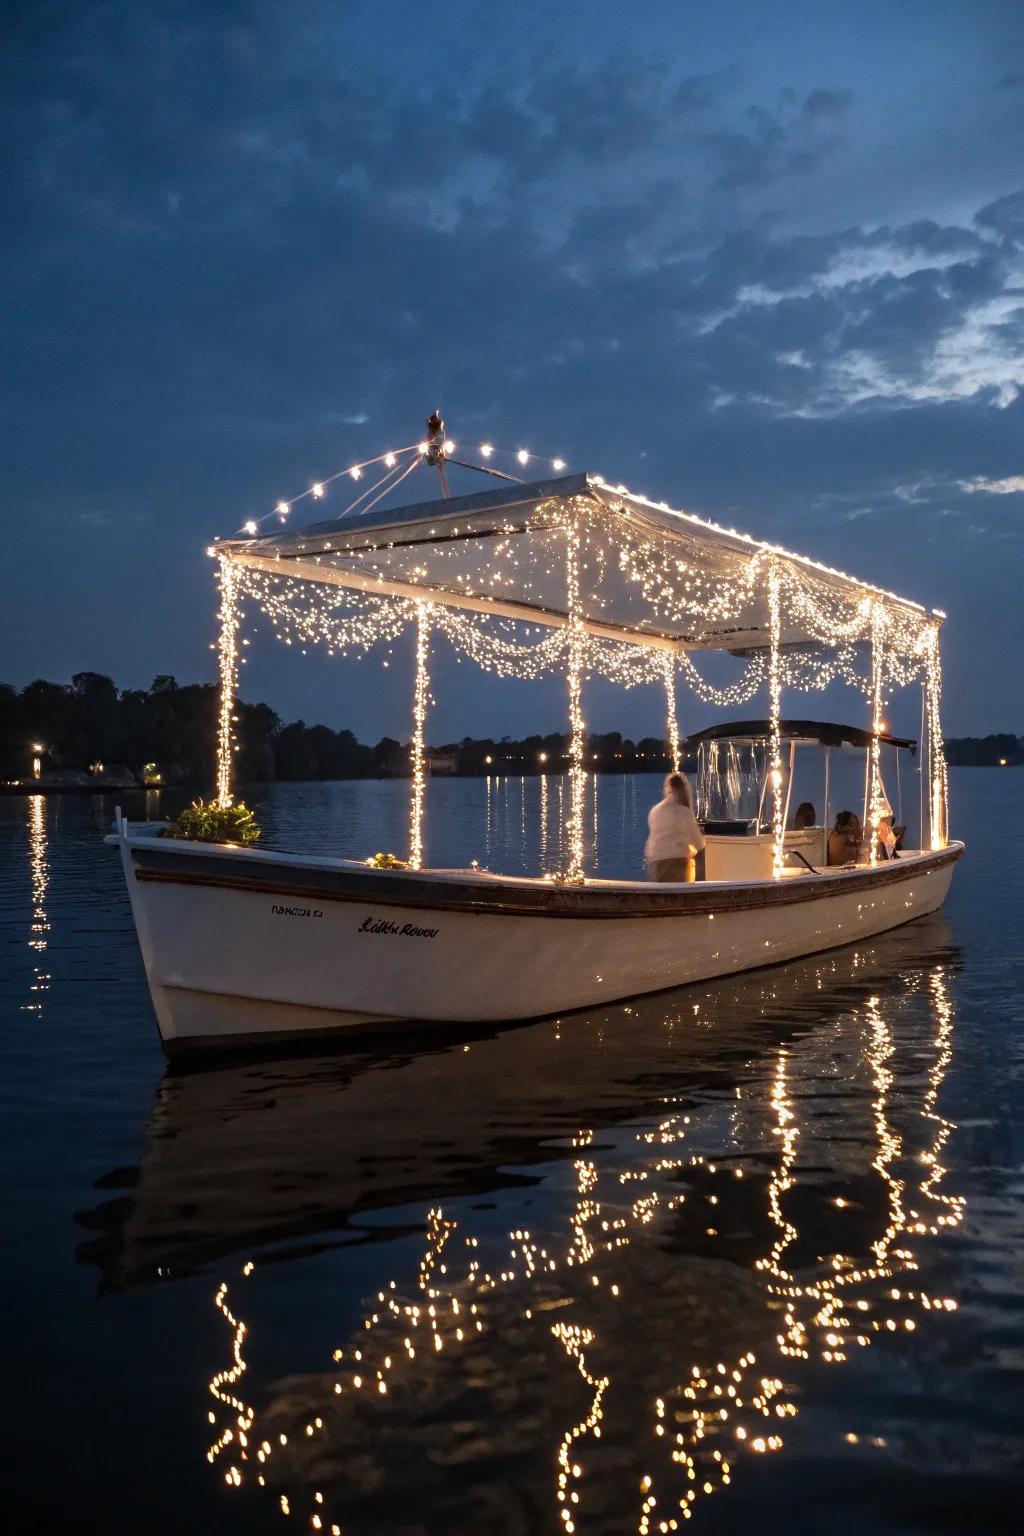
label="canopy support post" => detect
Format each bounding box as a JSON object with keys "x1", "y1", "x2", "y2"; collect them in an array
[
  {"x1": 919, "y1": 683, "x2": 927, "y2": 851},
  {"x1": 866, "y1": 600, "x2": 887, "y2": 866},
  {"x1": 823, "y1": 745, "x2": 831, "y2": 865},
  {"x1": 767, "y1": 562, "x2": 785, "y2": 878},
  {"x1": 408, "y1": 600, "x2": 431, "y2": 870},
  {"x1": 564, "y1": 509, "x2": 587, "y2": 883},
  {"x1": 215, "y1": 556, "x2": 240, "y2": 808},
  {"x1": 925, "y1": 625, "x2": 949, "y2": 849},
  {"x1": 661, "y1": 653, "x2": 681, "y2": 772}
]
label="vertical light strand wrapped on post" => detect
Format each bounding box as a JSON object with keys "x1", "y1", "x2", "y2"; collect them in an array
[
  {"x1": 767, "y1": 562, "x2": 785, "y2": 879},
  {"x1": 564, "y1": 507, "x2": 587, "y2": 882},
  {"x1": 925, "y1": 624, "x2": 949, "y2": 849},
  {"x1": 661, "y1": 652, "x2": 681, "y2": 772},
  {"x1": 215, "y1": 556, "x2": 240, "y2": 808},
  {"x1": 408, "y1": 599, "x2": 431, "y2": 870},
  {"x1": 867, "y1": 600, "x2": 888, "y2": 867}
]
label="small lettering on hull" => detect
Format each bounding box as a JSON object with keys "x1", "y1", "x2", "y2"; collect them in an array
[
  {"x1": 358, "y1": 915, "x2": 439, "y2": 939},
  {"x1": 271, "y1": 904, "x2": 324, "y2": 919}
]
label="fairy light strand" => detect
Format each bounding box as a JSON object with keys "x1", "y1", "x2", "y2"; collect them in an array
[
  {"x1": 409, "y1": 601, "x2": 432, "y2": 871},
  {"x1": 212, "y1": 448, "x2": 952, "y2": 862},
  {"x1": 767, "y1": 564, "x2": 785, "y2": 880},
  {"x1": 662, "y1": 652, "x2": 681, "y2": 772},
  {"x1": 564, "y1": 512, "x2": 588, "y2": 883},
  {"x1": 215, "y1": 557, "x2": 241, "y2": 808},
  {"x1": 867, "y1": 602, "x2": 888, "y2": 867}
]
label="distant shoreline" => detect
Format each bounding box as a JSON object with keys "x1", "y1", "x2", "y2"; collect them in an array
[
  {"x1": 3, "y1": 673, "x2": 1020, "y2": 787},
  {"x1": 3, "y1": 757, "x2": 1018, "y2": 798}
]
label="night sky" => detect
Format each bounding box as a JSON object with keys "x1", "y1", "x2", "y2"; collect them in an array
[{"x1": 4, "y1": 1, "x2": 1023, "y2": 743}]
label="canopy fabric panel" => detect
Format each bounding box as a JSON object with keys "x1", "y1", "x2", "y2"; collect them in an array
[
  {"x1": 686, "y1": 719, "x2": 917, "y2": 752},
  {"x1": 215, "y1": 472, "x2": 937, "y2": 656}
]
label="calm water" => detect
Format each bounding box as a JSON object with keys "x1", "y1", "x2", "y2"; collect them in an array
[{"x1": 1, "y1": 772, "x2": 1022, "y2": 1535}]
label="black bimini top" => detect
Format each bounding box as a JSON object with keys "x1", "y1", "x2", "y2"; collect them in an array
[{"x1": 686, "y1": 719, "x2": 917, "y2": 753}]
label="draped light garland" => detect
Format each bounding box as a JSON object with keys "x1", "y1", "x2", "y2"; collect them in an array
[
  {"x1": 211, "y1": 471, "x2": 951, "y2": 872},
  {"x1": 234, "y1": 566, "x2": 412, "y2": 657},
  {"x1": 432, "y1": 606, "x2": 570, "y2": 679}
]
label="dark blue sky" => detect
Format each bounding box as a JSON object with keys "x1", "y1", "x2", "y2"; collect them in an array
[{"x1": 4, "y1": 0, "x2": 1023, "y2": 741}]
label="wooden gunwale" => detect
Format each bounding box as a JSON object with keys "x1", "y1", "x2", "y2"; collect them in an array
[{"x1": 130, "y1": 844, "x2": 962, "y2": 921}]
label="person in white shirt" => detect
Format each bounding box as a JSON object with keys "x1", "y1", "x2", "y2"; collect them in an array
[{"x1": 645, "y1": 772, "x2": 705, "y2": 882}]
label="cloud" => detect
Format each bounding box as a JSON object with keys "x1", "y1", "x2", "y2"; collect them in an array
[{"x1": 961, "y1": 474, "x2": 1024, "y2": 494}]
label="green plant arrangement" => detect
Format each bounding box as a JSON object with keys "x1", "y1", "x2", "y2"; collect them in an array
[
  {"x1": 365, "y1": 851, "x2": 408, "y2": 869},
  {"x1": 163, "y1": 798, "x2": 262, "y2": 846}
]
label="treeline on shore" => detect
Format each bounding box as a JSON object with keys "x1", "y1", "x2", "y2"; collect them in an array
[
  {"x1": 943, "y1": 734, "x2": 1023, "y2": 766},
  {"x1": 2, "y1": 673, "x2": 1019, "y2": 786},
  {"x1": 0, "y1": 672, "x2": 678, "y2": 785}
]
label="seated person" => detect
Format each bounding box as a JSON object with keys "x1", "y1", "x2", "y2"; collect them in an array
[
  {"x1": 876, "y1": 813, "x2": 905, "y2": 860},
  {"x1": 792, "y1": 801, "x2": 816, "y2": 829},
  {"x1": 827, "y1": 809, "x2": 860, "y2": 866}
]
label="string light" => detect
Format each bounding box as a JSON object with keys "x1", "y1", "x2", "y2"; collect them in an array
[
  {"x1": 662, "y1": 653, "x2": 681, "y2": 772},
  {"x1": 564, "y1": 511, "x2": 587, "y2": 883},
  {"x1": 409, "y1": 601, "x2": 431, "y2": 871},
  {"x1": 867, "y1": 602, "x2": 888, "y2": 867},
  {"x1": 215, "y1": 556, "x2": 240, "y2": 808},
  {"x1": 923, "y1": 626, "x2": 949, "y2": 849},
  {"x1": 767, "y1": 563, "x2": 785, "y2": 880},
  {"x1": 214, "y1": 438, "x2": 952, "y2": 871}
]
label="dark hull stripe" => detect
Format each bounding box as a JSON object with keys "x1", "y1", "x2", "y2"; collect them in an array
[{"x1": 132, "y1": 845, "x2": 962, "y2": 921}]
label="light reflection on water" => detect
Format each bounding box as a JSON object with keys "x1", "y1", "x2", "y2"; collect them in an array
[
  {"x1": 2, "y1": 774, "x2": 1021, "y2": 1536},
  {"x1": 81, "y1": 922, "x2": 968, "y2": 1535},
  {"x1": 23, "y1": 795, "x2": 50, "y2": 1013}
]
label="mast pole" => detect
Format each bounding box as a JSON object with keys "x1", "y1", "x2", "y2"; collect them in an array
[{"x1": 424, "y1": 410, "x2": 451, "y2": 500}]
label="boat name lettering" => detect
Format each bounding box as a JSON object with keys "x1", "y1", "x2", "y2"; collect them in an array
[
  {"x1": 358, "y1": 916, "x2": 439, "y2": 939},
  {"x1": 271, "y1": 904, "x2": 324, "y2": 919}
]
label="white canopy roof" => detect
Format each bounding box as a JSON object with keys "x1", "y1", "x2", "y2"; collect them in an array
[{"x1": 215, "y1": 471, "x2": 937, "y2": 655}]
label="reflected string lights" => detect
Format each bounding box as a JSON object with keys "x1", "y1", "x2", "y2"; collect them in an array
[
  {"x1": 204, "y1": 951, "x2": 964, "y2": 1534},
  {"x1": 23, "y1": 795, "x2": 51, "y2": 1013}
]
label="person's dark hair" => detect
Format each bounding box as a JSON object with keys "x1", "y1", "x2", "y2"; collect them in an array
[
  {"x1": 835, "y1": 809, "x2": 854, "y2": 831},
  {"x1": 664, "y1": 772, "x2": 692, "y2": 808},
  {"x1": 794, "y1": 801, "x2": 816, "y2": 828}
]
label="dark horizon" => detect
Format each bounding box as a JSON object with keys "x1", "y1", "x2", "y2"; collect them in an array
[{"x1": 2, "y1": 669, "x2": 1019, "y2": 789}]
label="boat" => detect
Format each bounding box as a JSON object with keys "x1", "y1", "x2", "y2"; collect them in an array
[{"x1": 111, "y1": 414, "x2": 961, "y2": 1057}]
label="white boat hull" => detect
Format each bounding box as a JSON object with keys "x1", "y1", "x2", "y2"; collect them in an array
[{"x1": 112, "y1": 822, "x2": 962, "y2": 1058}]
